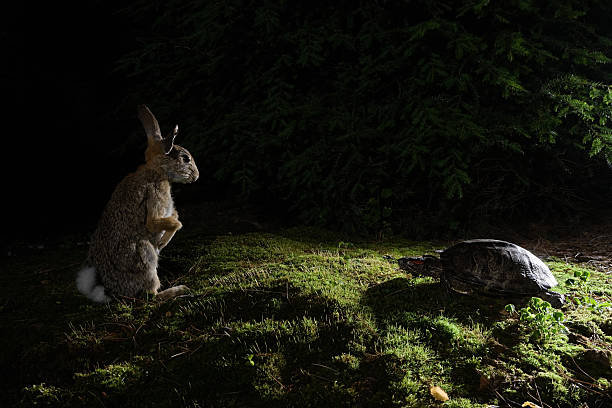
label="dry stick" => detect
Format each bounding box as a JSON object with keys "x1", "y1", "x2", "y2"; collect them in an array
[
  {"x1": 187, "y1": 343, "x2": 204, "y2": 355},
  {"x1": 527, "y1": 384, "x2": 551, "y2": 408},
  {"x1": 589, "y1": 234, "x2": 612, "y2": 243},
  {"x1": 533, "y1": 380, "x2": 546, "y2": 408},
  {"x1": 87, "y1": 390, "x2": 107, "y2": 408},
  {"x1": 302, "y1": 370, "x2": 334, "y2": 383},
  {"x1": 311, "y1": 363, "x2": 340, "y2": 374},
  {"x1": 526, "y1": 391, "x2": 542, "y2": 408},
  {"x1": 100, "y1": 335, "x2": 130, "y2": 342},
  {"x1": 36, "y1": 262, "x2": 81, "y2": 274},
  {"x1": 101, "y1": 322, "x2": 135, "y2": 330},
  {"x1": 241, "y1": 288, "x2": 285, "y2": 295},
  {"x1": 493, "y1": 389, "x2": 522, "y2": 407},
  {"x1": 116, "y1": 294, "x2": 144, "y2": 304},
  {"x1": 258, "y1": 366, "x2": 286, "y2": 389},
  {"x1": 170, "y1": 350, "x2": 190, "y2": 359},
  {"x1": 533, "y1": 380, "x2": 550, "y2": 407},
  {"x1": 556, "y1": 367, "x2": 609, "y2": 399},
  {"x1": 570, "y1": 356, "x2": 596, "y2": 383},
  {"x1": 177, "y1": 291, "x2": 211, "y2": 300},
  {"x1": 99, "y1": 322, "x2": 136, "y2": 342},
  {"x1": 384, "y1": 287, "x2": 413, "y2": 297},
  {"x1": 568, "y1": 380, "x2": 609, "y2": 399}
]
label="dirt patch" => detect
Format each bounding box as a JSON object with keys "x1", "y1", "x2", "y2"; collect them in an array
[
  {"x1": 494, "y1": 214, "x2": 612, "y2": 274},
  {"x1": 522, "y1": 233, "x2": 612, "y2": 274}
]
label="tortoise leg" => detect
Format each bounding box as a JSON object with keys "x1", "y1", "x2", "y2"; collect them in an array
[
  {"x1": 441, "y1": 271, "x2": 475, "y2": 295},
  {"x1": 439, "y1": 272, "x2": 455, "y2": 294},
  {"x1": 438, "y1": 276, "x2": 464, "y2": 305}
]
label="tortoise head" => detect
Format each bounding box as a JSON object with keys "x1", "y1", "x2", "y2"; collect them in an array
[{"x1": 398, "y1": 255, "x2": 442, "y2": 277}]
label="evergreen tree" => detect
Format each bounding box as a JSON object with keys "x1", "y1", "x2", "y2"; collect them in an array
[{"x1": 117, "y1": 0, "x2": 612, "y2": 233}]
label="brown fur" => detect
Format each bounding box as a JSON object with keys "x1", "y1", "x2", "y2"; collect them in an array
[{"x1": 78, "y1": 105, "x2": 199, "y2": 302}]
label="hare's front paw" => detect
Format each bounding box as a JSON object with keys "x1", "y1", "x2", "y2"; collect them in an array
[
  {"x1": 170, "y1": 217, "x2": 183, "y2": 231},
  {"x1": 156, "y1": 285, "x2": 189, "y2": 300}
]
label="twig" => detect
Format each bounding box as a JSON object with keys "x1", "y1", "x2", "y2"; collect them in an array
[
  {"x1": 175, "y1": 292, "x2": 210, "y2": 300},
  {"x1": 311, "y1": 363, "x2": 339, "y2": 374},
  {"x1": 383, "y1": 287, "x2": 413, "y2": 297},
  {"x1": 170, "y1": 350, "x2": 190, "y2": 359},
  {"x1": 299, "y1": 368, "x2": 334, "y2": 383},
  {"x1": 568, "y1": 379, "x2": 609, "y2": 399},
  {"x1": 570, "y1": 356, "x2": 596, "y2": 383},
  {"x1": 36, "y1": 262, "x2": 80, "y2": 274},
  {"x1": 589, "y1": 234, "x2": 612, "y2": 243},
  {"x1": 556, "y1": 367, "x2": 610, "y2": 399},
  {"x1": 188, "y1": 343, "x2": 204, "y2": 355},
  {"x1": 258, "y1": 367, "x2": 286, "y2": 389},
  {"x1": 527, "y1": 386, "x2": 551, "y2": 408},
  {"x1": 241, "y1": 288, "x2": 285, "y2": 295},
  {"x1": 493, "y1": 389, "x2": 522, "y2": 407},
  {"x1": 533, "y1": 380, "x2": 545, "y2": 408},
  {"x1": 100, "y1": 335, "x2": 130, "y2": 342},
  {"x1": 88, "y1": 390, "x2": 107, "y2": 408},
  {"x1": 100, "y1": 322, "x2": 135, "y2": 330}
]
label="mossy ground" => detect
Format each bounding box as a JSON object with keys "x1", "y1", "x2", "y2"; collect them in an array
[{"x1": 2, "y1": 223, "x2": 611, "y2": 407}]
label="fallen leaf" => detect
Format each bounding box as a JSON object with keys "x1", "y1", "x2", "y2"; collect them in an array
[
  {"x1": 479, "y1": 375, "x2": 490, "y2": 391},
  {"x1": 430, "y1": 385, "x2": 449, "y2": 401},
  {"x1": 522, "y1": 402, "x2": 541, "y2": 408}
]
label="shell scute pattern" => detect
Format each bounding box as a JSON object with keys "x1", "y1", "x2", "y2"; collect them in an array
[
  {"x1": 399, "y1": 239, "x2": 564, "y2": 307},
  {"x1": 441, "y1": 240, "x2": 557, "y2": 295}
]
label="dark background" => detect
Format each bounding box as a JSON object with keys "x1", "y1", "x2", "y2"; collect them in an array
[
  {"x1": 4, "y1": 1, "x2": 142, "y2": 241},
  {"x1": 3, "y1": 1, "x2": 612, "y2": 247}
]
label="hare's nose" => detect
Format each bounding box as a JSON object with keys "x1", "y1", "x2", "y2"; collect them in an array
[{"x1": 191, "y1": 166, "x2": 199, "y2": 182}]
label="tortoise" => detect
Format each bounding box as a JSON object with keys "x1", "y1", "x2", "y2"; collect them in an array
[{"x1": 397, "y1": 239, "x2": 565, "y2": 308}]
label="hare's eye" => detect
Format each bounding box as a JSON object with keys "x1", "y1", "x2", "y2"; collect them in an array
[{"x1": 181, "y1": 154, "x2": 191, "y2": 163}]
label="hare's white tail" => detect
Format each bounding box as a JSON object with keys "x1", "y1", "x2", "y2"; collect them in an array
[{"x1": 76, "y1": 266, "x2": 110, "y2": 303}]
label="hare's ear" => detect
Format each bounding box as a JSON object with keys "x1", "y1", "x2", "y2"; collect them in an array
[
  {"x1": 163, "y1": 125, "x2": 178, "y2": 155},
  {"x1": 137, "y1": 105, "x2": 162, "y2": 144}
]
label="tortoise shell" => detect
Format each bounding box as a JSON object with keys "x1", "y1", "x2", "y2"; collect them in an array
[{"x1": 440, "y1": 239, "x2": 558, "y2": 295}]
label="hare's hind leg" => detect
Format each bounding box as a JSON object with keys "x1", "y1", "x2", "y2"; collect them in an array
[
  {"x1": 136, "y1": 240, "x2": 188, "y2": 301},
  {"x1": 156, "y1": 285, "x2": 189, "y2": 300},
  {"x1": 122, "y1": 240, "x2": 162, "y2": 298}
]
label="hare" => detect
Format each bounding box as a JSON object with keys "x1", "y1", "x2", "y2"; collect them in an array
[{"x1": 76, "y1": 105, "x2": 199, "y2": 302}]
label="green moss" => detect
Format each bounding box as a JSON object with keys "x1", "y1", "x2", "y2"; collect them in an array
[
  {"x1": 21, "y1": 384, "x2": 69, "y2": 406},
  {"x1": 444, "y1": 398, "x2": 491, "y2": 408},
  {"x1": 4, "y1": 228, "x2": 611, "y2": 407},
  {"x1": 531, "y1": 371, "x2": 587, "y2": 406},
  {"x1": 251, "y1": 352, "x2": 287, "y2": 401},
  {"x1": 333, "y1": 353, "x2": 360, "y2": 371},
  {"x1": 74, "y1": 357, "x2": 149, "y2": 394}
]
